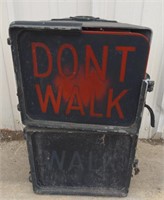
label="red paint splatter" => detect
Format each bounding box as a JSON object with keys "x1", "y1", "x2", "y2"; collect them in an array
[{"x1": 54, "y1": 66, "x2": 109, "y2": 107}]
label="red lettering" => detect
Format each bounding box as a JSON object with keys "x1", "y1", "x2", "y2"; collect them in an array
[
  {"x1": 90, "y1": 91, "x2": 103, "y2": 117},
  {"x1": 116, "y1": 46, "x2": 136, "y2": 82},
  {"x1": 66, "y1": 86, "x2": 85, "y2": 115},
  {"x1": 106, "y1": 89, "x2": 128, "y2": 119},
  {"x1": 85, "y1": 45, "x2": 108, "y2": 81},
  {"x1": 35, "y1": 84, "x2": 62, "y2": 113},
  {"x1": 57, "y1": 44, "x2": 78, "y2": 79},
  {"x1": 32, "y1": 42, "x2": 52, "y2": 78}
]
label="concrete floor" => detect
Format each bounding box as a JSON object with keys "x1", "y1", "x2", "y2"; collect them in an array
[{"x1": 0, "y1": 140, "x2": 164, "y2": 200}]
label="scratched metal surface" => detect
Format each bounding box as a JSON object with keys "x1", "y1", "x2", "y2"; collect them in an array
[{"x1": 25, "y1": 128, "x2": 138, "y2": 196}]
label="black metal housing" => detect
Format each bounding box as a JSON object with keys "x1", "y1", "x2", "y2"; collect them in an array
[
  {"x1": 9, "y1": 17, "x2": 152, "y2": 133},
  {"x1": 8, "y1": 17, "x2": 153, "y2": 197}
]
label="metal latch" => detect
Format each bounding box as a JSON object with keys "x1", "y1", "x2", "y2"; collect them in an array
[
  {"x1": 132, "y1": 159, "x2": 140, "y2": 176},
  {"x1": 144, "y1": 73, "x2": 155, "y2": 128},
  {"x1": 146, "y1": 73, "x2": 154, "y2": 92},
  {"x1": 147, "y1": 80, "x2": 154, "y2": 92}
]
